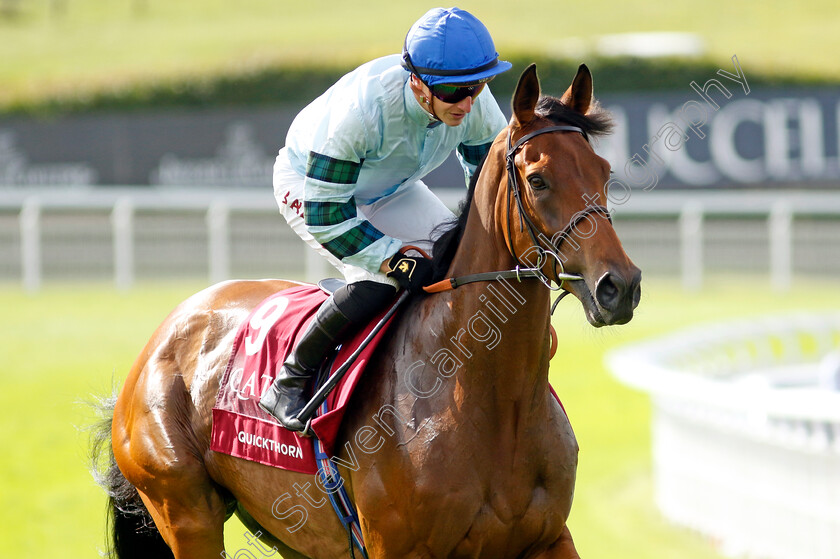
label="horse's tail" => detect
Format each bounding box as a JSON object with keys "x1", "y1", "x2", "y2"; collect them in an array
[{"x1": 89, "y1": 394, "x2": 175, "y2": 559}]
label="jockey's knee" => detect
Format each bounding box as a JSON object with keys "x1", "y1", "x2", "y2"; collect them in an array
[{"x1": 334, "y1": 281, "x2": 398, "y2": 323}]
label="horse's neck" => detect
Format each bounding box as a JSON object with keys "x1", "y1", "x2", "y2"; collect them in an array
[{"x1": 421, "y1": 167, "x2": 553, "y2": 409}]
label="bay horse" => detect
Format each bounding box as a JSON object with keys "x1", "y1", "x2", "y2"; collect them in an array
[{"x1": 93, "y1": 64, "x2": 641, "y2": 559}]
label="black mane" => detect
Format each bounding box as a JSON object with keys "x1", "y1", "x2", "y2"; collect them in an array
[
  {"x1": 533, "y1": 95, "x2": 613, "y2": 139},
  {"x1": 429, "y1": 94, "x2": 613, "y2": 281}
]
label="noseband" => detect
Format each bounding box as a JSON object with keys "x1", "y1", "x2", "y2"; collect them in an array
[{"x1": 505, "y1": 124, "x2": 612, "y2": 288}]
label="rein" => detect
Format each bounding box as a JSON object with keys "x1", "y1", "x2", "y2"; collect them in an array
[
  {"x1": 422, "y1": 123, "x2": 611, "y2": 295},
  {"x1": 423, "y1": 266, "x2": 580, "y2": 293}
]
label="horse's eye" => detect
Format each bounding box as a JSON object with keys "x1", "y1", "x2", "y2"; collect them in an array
[{"x1": 528, "y1": 174, "x2": 547, "y2": 191}]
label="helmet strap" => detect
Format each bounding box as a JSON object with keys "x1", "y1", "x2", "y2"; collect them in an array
[
  {"x1": 409, "y1": 74, "x2": 441, "y2": 123},
  {"x1": 422, "y1": 93, "x2": 442, "y2": 123}
]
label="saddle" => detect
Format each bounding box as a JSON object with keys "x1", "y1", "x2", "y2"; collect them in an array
[{"x1": 210, "y1": 280, "x2": 400, "y2": 473}]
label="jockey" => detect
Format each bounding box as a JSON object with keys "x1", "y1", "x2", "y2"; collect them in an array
[{"x1": 259, "y1": 7, "x2": 512, "y2": 431}]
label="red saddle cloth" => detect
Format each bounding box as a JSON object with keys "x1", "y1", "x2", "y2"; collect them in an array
[{"x1": 210, "y1": 284, "x2": 397, "y2": 475}]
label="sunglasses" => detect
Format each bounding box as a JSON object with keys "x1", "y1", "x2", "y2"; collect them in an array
[{"x1": 431, "y1": 82, "x2": 486, "y2": 104}]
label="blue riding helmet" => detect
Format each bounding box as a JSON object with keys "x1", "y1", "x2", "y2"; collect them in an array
[{"x1": 401, "y1": 7, "x2": 512, "y2": 86}]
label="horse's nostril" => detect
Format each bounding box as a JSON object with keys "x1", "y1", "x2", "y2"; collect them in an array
[
  {"x1": 629, "y1": 268, "x2": 642, "y2": 309},
  {"x1": 595, "y1": 273, "x2": 621, "y2": 311}
]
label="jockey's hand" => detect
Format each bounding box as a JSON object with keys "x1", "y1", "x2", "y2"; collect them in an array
[{"x1": 385, "y1": 253, "x2": 433, "y2": 294}]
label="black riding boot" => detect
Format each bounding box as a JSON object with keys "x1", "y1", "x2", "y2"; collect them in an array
[{"x1": 259, "y1": 296, "x2": 351, "y2": 431}]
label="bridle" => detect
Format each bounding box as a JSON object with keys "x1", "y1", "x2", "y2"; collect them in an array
[
  {"x1": 300, "y1": 127, "x2": 607, "y2": 425},
  {"x1": 303, "y1": 125, "x2": 614, "y2": 407},
  {"x1": 423, "y1": 123, "x2": 612, "y2": 297},
  {"x1": 505, "y1": 124, "x2": 612, "y2": 290}
]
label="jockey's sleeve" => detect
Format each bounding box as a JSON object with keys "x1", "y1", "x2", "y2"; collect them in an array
[
  {"x1": 303, "y1": 150, "x2": 402, "y2": 274},
  {"x1": 456, "y1": 141, "x2": 494, "y2": 186},
  {"x1": 302, "y1": 105, "x2": 402, "y2": 273},
  {"x1": 454, "y1": 87, "x2": 508, "y2": 186}
]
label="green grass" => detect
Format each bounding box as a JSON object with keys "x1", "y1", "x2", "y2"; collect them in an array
[
  {"x1": 1, "y1": 0, "x2": 839, "y2": 109},
  {"x1": 548, "y1": 276, "x2": 840, "y2": 557},
  {"x1": 1, "y1": 276, "x2": 839, "y2": 556},
  {"x1": 0, "y1": 282, "x2": 202, "y2": 555}
]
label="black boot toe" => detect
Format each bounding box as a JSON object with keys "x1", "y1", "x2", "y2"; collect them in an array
[{"x1": 258, "y1": 373, "x2": 309, "y2": 432}]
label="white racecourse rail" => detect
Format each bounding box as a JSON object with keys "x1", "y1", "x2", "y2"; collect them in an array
[
  {"x1": 2, "y1": 187, "x2": 840, "y2": 290},
  {"x1": 607, "y1": 313, "x2": 840, "y2": 559}
]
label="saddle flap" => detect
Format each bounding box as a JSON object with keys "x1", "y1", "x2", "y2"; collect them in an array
[
  {"x1": 210, "y1": 285, "x2": 399, "y2": 472},
  {"x1": 318, "y1": 278, "x2": 346, "y2": 294}
]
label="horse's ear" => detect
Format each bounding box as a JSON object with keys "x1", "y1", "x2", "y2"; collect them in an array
[
  {"x1": 560, "y1": 64, "x2": 593, "y2": 115},
  {"x1": 512, "y1": 63, "x2": 540, "y2": 127}
]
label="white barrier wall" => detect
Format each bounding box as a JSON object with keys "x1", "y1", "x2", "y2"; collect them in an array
[
  {"x1": 607, "y1": 313, "x2": 840, "y2": 559},
  {"x1": 2, "y1": 188, "x2": 840, "y2": 290},
  {"x1": 0, "y1": 188, "x2": 330, "y2": 289}
]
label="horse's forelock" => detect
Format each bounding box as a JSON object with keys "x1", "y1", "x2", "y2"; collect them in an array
[{"x1": 535, "y1": 95, "x2": 613, "y2": 137}]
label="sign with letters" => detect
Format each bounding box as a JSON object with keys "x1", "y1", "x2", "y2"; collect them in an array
[{"x1": 1, "y1": 86, "x2": 837, "y2": 189}]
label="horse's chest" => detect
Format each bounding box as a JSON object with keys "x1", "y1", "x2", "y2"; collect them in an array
[
  {"x1": 406, "y1": 423, "x2": 578, "y2": 557},
  {"x1": 353, "y1": 371, "x2": 579, "y2": 556},
  {"x1": 407, "y1": 466, "x2": 573, "y2": 558},
  {"x1": 455, "y1": 486, "x2": 566, "y2": 558}
]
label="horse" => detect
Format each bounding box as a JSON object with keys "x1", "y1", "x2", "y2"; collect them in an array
[{"x1": 92, "y1": 63, "x2": 641, "y2": 559}]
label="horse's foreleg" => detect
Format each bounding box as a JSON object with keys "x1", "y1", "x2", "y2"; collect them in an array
[{"x1": 535, "y1": 525, "x2": 582, "y2": 559}]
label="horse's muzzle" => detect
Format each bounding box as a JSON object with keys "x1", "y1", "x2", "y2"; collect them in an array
[{"x1": 593, "y1": 268, "x2": 642, "y2": 325}]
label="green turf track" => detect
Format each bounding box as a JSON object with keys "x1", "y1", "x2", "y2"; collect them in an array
[
  {"x1": 1, "y1": 276, "x2": 838, "y2": 557},
  {"x1": 2, "y1": 0, "x2": 839, "y2": 108}
]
